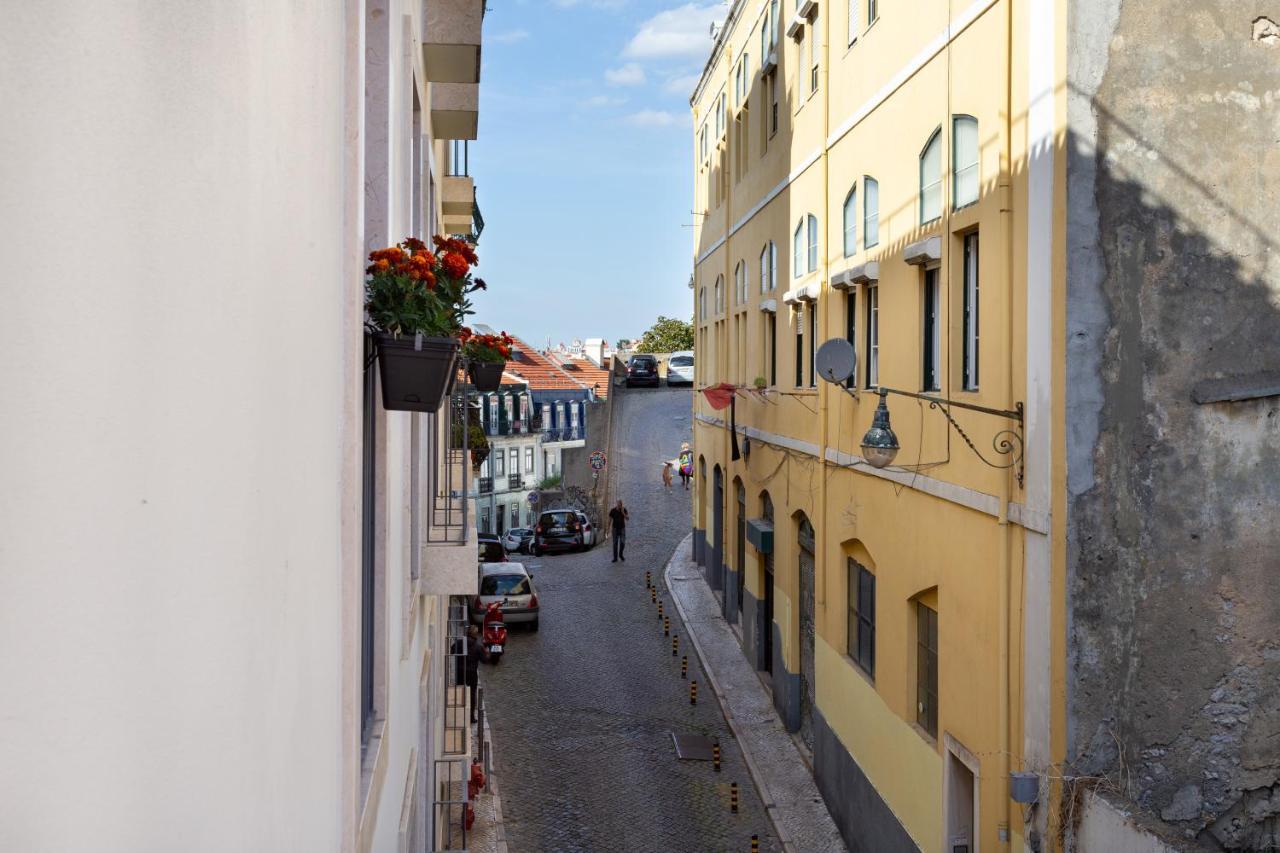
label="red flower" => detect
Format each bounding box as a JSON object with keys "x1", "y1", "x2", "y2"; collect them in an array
[{"x1": 441, "y1": 252, "x2": 469, "y2": 279}]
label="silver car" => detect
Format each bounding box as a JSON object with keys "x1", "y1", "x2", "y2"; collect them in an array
[
  {"x1": 471, "y1": 562, "x2": 540, "y2": 630},
  {"x1": 666, "y1": 351, "x2": 694, "y2": 386}
]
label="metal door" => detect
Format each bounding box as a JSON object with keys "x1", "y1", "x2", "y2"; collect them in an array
[{"x1": 798, "y1": 517, "x2": 816, "y2": 752}]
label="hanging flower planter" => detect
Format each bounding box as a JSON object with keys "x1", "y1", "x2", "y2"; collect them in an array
[
  {"x1": 374, "y1": 333, "x2": 460, "y2": 413},
  {"x1": 470, "y1": 444, "x2": 491, "y2": 471},
  {"x1": 468, "y1": 361, "x2": 506, "y2": 393}
]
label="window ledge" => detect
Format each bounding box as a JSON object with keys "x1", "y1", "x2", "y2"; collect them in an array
[
  {"x1": 910, "y1": 721, "x2": 938, "y2": 750},
  {"x1": 786, "y1": 14, "x2": 805, "y2": 38}
]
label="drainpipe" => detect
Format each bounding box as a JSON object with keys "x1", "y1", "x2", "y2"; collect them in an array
[
  {"x1": 999, "y1": 0, "x2": 1016, "y2": 843},
  {"x1": 816, "y1": 0, "x2": 831, "y2": 612}
]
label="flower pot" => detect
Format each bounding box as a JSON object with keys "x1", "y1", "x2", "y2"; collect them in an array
[
  {"x1": 470, "y1": 445, "x2": 490, "y2": 471},
  {"x1": 468, "y1": 361, "x2": 506, "y2": 393},
  {"x1": 374, "y1": 332, "x2": 460, "y2": 413}
]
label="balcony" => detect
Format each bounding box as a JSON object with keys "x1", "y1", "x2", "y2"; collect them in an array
[
  {"x1": 431, "y1": 83, "x2": 478, "y2": 141},
  {"x1": 478, "y1": 476, "x2": 493, "y2": 494},
  {"x1": 420, "y1": 395, "x2": 478, "y2": 595},
  {"x1": 422, "y1": 0, "x2": 484, "y2": 84},
  {"x1": 441, "y1": 175, "x2": 475, "y2": 235},
  {"x1": 539, "y1": 427, "x2": 584, "y2": 444},
  {"x1": 507, "y1": 473, "x2": 522, "y2": 491}
]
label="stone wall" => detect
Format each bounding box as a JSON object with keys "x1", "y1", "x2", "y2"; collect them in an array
[{"x1": 1066, "y1": 3, "x2": 1280, "y2": 847}]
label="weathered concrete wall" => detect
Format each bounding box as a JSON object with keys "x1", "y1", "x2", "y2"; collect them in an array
[{"x1": 1066, "y1": 2, "x2": 1280, "y2": 848}]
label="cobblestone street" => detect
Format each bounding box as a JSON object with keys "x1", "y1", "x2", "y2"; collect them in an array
[{"x1": 482, "y1": 386, "x2": 781, "y2": 852}]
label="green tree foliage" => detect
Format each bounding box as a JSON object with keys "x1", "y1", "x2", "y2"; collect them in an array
[{"x1": 636, "y1": 316, "x2": 694, "y2": 353}]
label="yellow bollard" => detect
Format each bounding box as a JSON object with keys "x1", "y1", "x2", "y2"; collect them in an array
[
  {"x1": 650, "y1": 586, "x2": 656, "y2": 604},
  {"x1": 681, "y1": 655, "x2": 688, "y2": 679},
  {"x1": 751, "y1": 834, "x2": 759, "y2": 852},
  {"x1": 730, "y1": 781, "x2": 739, "y2": 813},
  {"x1": 658, "y1": 600, "x2": 664, "y2": 621},
  {"x1": 713, "y1": 742, "x2": 721, "y2": 772},
  {"x1": 690, "y1": 679, "x2": 698, "y2": 705},
  {"x1": 664, "y1": 616, "x2": 670, "y2": 637},
  {"x1": 672, "y1": 635, "x2": 679, "y2": 656},
  {"x1": 645, "y1": 570, "x2": 652, "y2": 588}
]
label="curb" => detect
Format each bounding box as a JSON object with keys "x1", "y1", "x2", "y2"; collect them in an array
[
  {"x1": 481, "y1": 717, "x2": 509, "y2": 853},
  {"x1": 663, "y1": 533, "x2": 796, "y2": 853}
]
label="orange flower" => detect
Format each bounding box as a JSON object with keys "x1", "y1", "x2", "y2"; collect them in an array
[{"x1": 441, "y1": 252, "x2": 469, "y2": 279}]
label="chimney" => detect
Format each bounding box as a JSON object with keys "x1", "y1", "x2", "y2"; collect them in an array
[{"x1": 583, "y1": 338, "x2": 606, "y2": 367}]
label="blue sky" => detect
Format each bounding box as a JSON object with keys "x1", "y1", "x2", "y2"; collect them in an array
[{"x1": 466, "y1": 0, "x2": 725, "y2": 348}]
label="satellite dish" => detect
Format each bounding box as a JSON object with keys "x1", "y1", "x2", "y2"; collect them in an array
[{"x1": 816, "y1": 338, "x2": 857, "y2": 385}]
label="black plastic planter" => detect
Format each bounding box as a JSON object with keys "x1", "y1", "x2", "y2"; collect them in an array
[
  {"x1": 374, "y1": 333, "x2": 460, "y2": 413},
  {"x1": 468, "y1": 361, "x2": 506, "y2": 393}
]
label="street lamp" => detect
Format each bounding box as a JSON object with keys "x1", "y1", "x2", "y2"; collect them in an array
[{"x1": 861, "y1": 390, "x2": 900, "y2": 468}]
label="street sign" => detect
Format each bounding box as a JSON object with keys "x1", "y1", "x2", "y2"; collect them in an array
[
  {"x1": 589, "y1": 451, "x2": 607, "y2": 471},
  {"x1": 527, "y1": 491, "x2": 539, "y2": 504}
]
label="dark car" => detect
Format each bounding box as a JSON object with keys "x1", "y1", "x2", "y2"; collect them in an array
[
  {"x1": 478, "y1": 533, "x2": 507, "y2": 563},
  {"x1": 532, "y1": 509, "x2": 584, "y2": 555},
  {"x1": 625, "y1": 354, "x2": 660, "y2": 388}
]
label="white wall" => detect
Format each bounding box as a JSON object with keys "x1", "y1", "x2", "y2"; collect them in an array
[{"x1": 0, "y1": 3, "x2": 355, "y2": 851}]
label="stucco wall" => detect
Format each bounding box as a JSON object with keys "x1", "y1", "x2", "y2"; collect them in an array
[{"x1": 1066, "y1": 2, "x2": 1280, "y2": 848}]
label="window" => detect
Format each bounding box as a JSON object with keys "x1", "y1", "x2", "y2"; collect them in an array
[
  {"x1": 916, "y1": 601, "x2": 938, "y2": 737},
  {"x1": 793, "y1": 221, "x2": 804, "y2": 279},
  {"x1": 863, "y1": 177, "x2": 879, "y2": 248},
  {"x1": 963, "y1": 232, "x2": 980, "y2": 389},
  {"x1": 510, "y1": 504, "x2": 520, "y2": 530},
  {"x1": 848, "y1": 560, "x2": 874, "y2": 678},
  {"x1": 700, "y1": 125, "x2": 708, "y2": 163},
  {"x1": 842, "y1": 185, "x2": 858, "y2": 256},
  {"x1": 718, "y1": 92, "x2": 727, "y2": 137},
  {"x1": 920, "y1": 129, "x2": 942, "y2": 224},
  {"x1": 495, "y1": 447, "x2": 505, "y2": 476},
  {"x1": 808, "y1": 300, "x2": 817, "y2": 387},
  {"x1": 845, "y1": 290, "x2": 857, "y2": 388},
  {"x1": 768, "y1": 242, "x2": 777, "y2": 289},
  {"x1": 809, "y1": 13, "x2": 820, "y2": 95},
  {"x1": 771, "y1": 0, "x2": 780, "y2": 43},
  {"x1": 847, "y1": 0, "x2": 859, "y2": 43},
  {"x1": 735, "y1": 261, "x2": 747, "y2": 305},
  {"x1": 699, "y1": 286, "x2": 707, "y2": 321},
  {"x1": 509, "y1": 447, "x2": 519, "y2": 478},
  {"x1": 806, "y1": 214, "x2": 818, "y2": 273},
  {"x1": 769, "y1": 70, "x2": 780, "y2": 137},
  {"x1": 923, "y1": 268, "x2": 940, "y2": 391},
  {"x1": 525, "y1": 445, "x2": 534, "y2": 473},
  {"x1": 865, "y1": 285, "x2": 879, "y2": 387},
  {"x1": 760, "y1": 245, "x2": 771, "y2": 294},
  {"x1": 715, "y1": 275, "x2": 724, "y2": 313},
  {"x1": 768, "y1": 312, "x2": 778, "y2": 385},
  {"x1": 794, "y1": 308, "x2": 804, "y2": 387},
  {"x1": 953, "y1": 116, "x2": 979, "y2": 208},
  {"x1": 761, "y1": 11, "x2": 770, "y2": 59},
  {"x1": 867, "y1": 0, "x2": 878, "y2": 25}
]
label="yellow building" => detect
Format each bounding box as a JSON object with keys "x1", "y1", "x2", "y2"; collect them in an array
[{"x1": 689, "y1": 0, "x2": 1060, "y2": 849}]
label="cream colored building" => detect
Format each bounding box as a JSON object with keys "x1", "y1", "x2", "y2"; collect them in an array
[{"x1": 1, "y1": 1, "x2": 487, "y2": 851}]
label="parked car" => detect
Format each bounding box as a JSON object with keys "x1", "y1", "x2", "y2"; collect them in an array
[
  {"x1": 575, "y1": 512, "x2": 596, "y2": 548},
  {"x1": 532, "y1": 509, "x2": 583, "y2": 555},
  {"x1": 478, "y1": 533, "x2": 507, "y2": 563},
  {"x1": 471, "y1": 562, "x2": 539, "y2": 631},
  {"x1": 503, "y1": 527, "x2": 533, "y2": 554},
  {"x1": 666, "y1": 351, "x2": 694, "y2": 386},
  {"x1": 625, "y1": 354, "x2": 660, "y2": 387}
]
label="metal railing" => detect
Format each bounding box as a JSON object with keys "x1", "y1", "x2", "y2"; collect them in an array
[
  {"x1": 507, "y1": 474, "x2": 522, "y2": 491},
  {"x1": 539, "y1": 427, "x2": 584, "y2": 443},
  {"x1": 446, "y1": 140, "x2": 469, "y2": 177},
  {"x1": 477, "y1": 476, "x2": 493, "y2": 494},
  {"x1": 426, "y1": 392, "x2": 471, "y2": 544},
  {"x1": 431, "y1": 756, "x2": 469, "y2": 851},
  {"x1": 443, "y1": 595, "x2": 470, "y2": 756}
]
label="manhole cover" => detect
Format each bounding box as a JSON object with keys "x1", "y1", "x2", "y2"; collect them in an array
[{"x1": 671, "y1": 733, "x2": 718, "y2": 760}]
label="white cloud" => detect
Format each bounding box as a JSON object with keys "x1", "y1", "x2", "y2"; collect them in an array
[
  {"x1": 624, "y1": 109, "x2": 682, "y2": 127},
  {"x1": 490, "y1": 29, "x2": 530, "y2": 44},
  {"x1": 622, "y1": 3, "x2": 724, "y2": 61},
  {"x1": 605, "y1": 63, "x2": 646, "y2": 86},
  {"x1": 663, "y1": 73, "x2": 703, "y2": 96},
  {"x1": 585, "y1": 94, "x2": 628, "y2": 107}
]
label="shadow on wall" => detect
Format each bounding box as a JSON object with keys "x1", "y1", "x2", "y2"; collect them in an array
[{"x1": 1064, "y1": 36, "x2": 1280, "y2": 849}]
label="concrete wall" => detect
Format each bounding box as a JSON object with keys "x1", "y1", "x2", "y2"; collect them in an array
[{"x1": 1066, "y1": 2, "x2": 1280, "y2": 848}]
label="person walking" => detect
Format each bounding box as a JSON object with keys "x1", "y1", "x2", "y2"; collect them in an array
[
  {"x1": 678, "y1": 443, "x2": 693, "y2": 491},
  {"x1": 662, "y1": 461, "x2": 673, "y2": 489},
  {"x1": 465, "y1": 624, "x2": 486, "y2": 722},
  {"x1": 609, "y1": 499, "x2": 629, "y2": 562}
]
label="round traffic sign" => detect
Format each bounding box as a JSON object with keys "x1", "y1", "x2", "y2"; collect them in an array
[
  {"x1": 589, "y1": 451, "x2": 607, "y2": 471},
  {"x1": 527, "y1": 491, "x2": 540, "y2": 504}
]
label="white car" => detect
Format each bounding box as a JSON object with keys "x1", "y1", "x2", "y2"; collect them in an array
[
  {"x1": 575, "y1": 512, "x2": 596, "y2": 548},
  {"x1": 666, "y1": 351, "x2": 694, "y2": 386}
]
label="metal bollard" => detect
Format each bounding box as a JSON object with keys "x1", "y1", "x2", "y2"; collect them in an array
[
  {"x1": 672, "y1": 635, "x2": 679, "y2": 656},
  {"x1": 681, "y1": 655, "x2": 688, "y2": 679},
  {"x1": 690, "y1": 679, "x2": 698, "y2": 705},
  {"x1": 657, "y1": 600, "x2": 664, "y2": 620},
  {"x1": 645, "y1": 570, "x2": 652, "y2": 588},
  {"x1": 664, "y1": 616, "x2": 670, "y2": 637},
  {"x1": 751, "y1": 834, "x2": 759, "y2": 852},
  {"x1": 730, "y1": 781, "x2": 739, "y2": 813},
  {"x1": 650, "y1": 586, "x2": 656, "y2": 604},
  {"x1": 713, "y1": 742, "x2": 721, "y2": 772}
]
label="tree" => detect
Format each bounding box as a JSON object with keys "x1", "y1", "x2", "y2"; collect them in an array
[
  {"x1": 636, "y1": 316, "x2": 694, "y2": 353},
  {"x1": 615, "y1": 338, "x2": 632, "y2": 351}
]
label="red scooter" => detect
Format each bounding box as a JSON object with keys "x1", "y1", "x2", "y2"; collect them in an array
[{"x1": 482, "y1": 601, "x2": 507, "y2": 663}]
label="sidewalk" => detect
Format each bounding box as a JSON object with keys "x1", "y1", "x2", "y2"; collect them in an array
[
  {"x1": 665, "y1": 535, "x2": 846, "y2": 853},
  {"x1": 467, "y1": 716, "x2": 509, "y2": 853}
]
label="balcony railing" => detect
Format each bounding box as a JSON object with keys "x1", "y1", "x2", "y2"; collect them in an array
[
  {"x1": 507, "y1": 473, "x2": 522, "y2": 490},
  {"x1": 477, "y1": 476, "x2": 493, "y2": 494},
  {"x1": 425, "y1": 393, "x2": 471, "y2": 544},
  {"x1": 539, "y1": 426, "x2": 584, "y2": 443}
]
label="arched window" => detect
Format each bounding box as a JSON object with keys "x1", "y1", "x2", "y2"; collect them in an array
[
  {"x1": 714, "y1": 275, "x2": 724, "y2": 313},
  {"x1": 919, "y1": 128, "x2": 942, "y2": 224},
  {"x1": 863, "y1": 177, "x2": 879, "y2": 248},
  {"x1": 699, "y1": 286, "x2": 707, "y2": 320},
  {"x1": 806, "y1": 214, "x2": 819, "y2": 272},
  {"x1": 793, "y1": 221, "x2": 804, "y2": 279},
  {"x1": 953, "y1": 115, "x2": 979, "y2": 208},
  {"x1": 760, "y1": 245, "x2": 770, "y2": 294},
  {"x1": 735, "y1": 260, "x2": 748, "y2": 304},
  {"x1": 842, "y1": 184, "x2": 858, "y2": 256}
]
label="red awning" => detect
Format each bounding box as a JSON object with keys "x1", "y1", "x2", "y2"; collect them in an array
[{"x1": 701, "y1": 383, "x2": 737, "y2": 410}]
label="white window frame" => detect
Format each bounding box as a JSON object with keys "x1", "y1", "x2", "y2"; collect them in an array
[
  {"x1": 867, "y1": 0, "x2": 878, "y2": 25},
  {"x1": 864, "y1": 176, "x2": 879, "y2": 248},
  {"x1": 847, "y1": 0, "x2": 859, "y2": 43},
  {"x1": 963, "y1": 232, "x2": 980, "y2": 390},
  {"x1": 920, "y1": 128, "x2": 942, "y2": 224},
  {"x1": 806, "y1": 213, "x2": 819, "y2": 273},
  {"x1": 809, "y1": 13, "x2": 820, "y2": 95},
  {"x1": 953, "y1": 115, "x2": 979, "y2": 209},
  {"x1": 842, "y1": 185, "x2": 858, "y2": 257},
  {"x1": 793, "y1": 222, "x2": 804, "y2": 279},
  {"x1": 866, "y1": 285, "x2": 879, "y2": 388},
  {"x1": 715, "y1": 275, "x2": 724, "y2": 313}
]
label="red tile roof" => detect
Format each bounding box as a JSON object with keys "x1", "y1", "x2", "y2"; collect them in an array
[
  {"x1": 502, "y1": 336, "x2": 587, "y2": 392},
  {"x1": 549, "y1": 354, "x2": 612, "y2": 399}
]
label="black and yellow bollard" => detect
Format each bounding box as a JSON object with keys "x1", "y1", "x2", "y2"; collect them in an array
[
  {"x1": 664, "y1": 616, "x2": 670, "y2": 637},
  {"x1": 650, "y1": 586, "x2": 657, "y2": 604},
  {"x1": 645, "y1": 570, "x2": 652, "y2": 588},
  {"x1": 690, "y1": 679, "x2": 698, "y2": 705},
  {"x1": 681, "y1": 655, "x2": 688, "y2": 679},
  {"x1": 672, "y1": 635, "x2": 679, "y2": 656},
  {"x1": 750, "y1": 834, "x2": 759, "y2": 852},
  {"x1": 713, "y1": 742, "x2": 721, "y2": 772},
  {"x1": 657, "y1": 600, "x2": 664, "y2": 620},
  {"x1": 730, "y1": 781, "x2": 739, "y2": 813}
]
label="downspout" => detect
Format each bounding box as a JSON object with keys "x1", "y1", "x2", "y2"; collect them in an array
[
  {"x1": 999, "y1": 0, "x2": 1016, "y2": 843},
  {"x1": 816, "y1": 0, "x2": 831, "y2": 612}
]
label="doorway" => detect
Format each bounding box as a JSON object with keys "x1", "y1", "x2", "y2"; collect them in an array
[
  {"x1": 712, "y1": 465, "x2": 724, "y2": 593},
  {"x1": 761, "y1": 492, "x2": 775, "y2": 674},
  {"x1": 735, "y1": 481, "x2": 746, "y2": 623},
  {"x1": 798, "y1": 515, "x2": 816, "y2": 752},
  {"x1": 946, "y1": 743, "x2": 978, "y2": 853}
]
